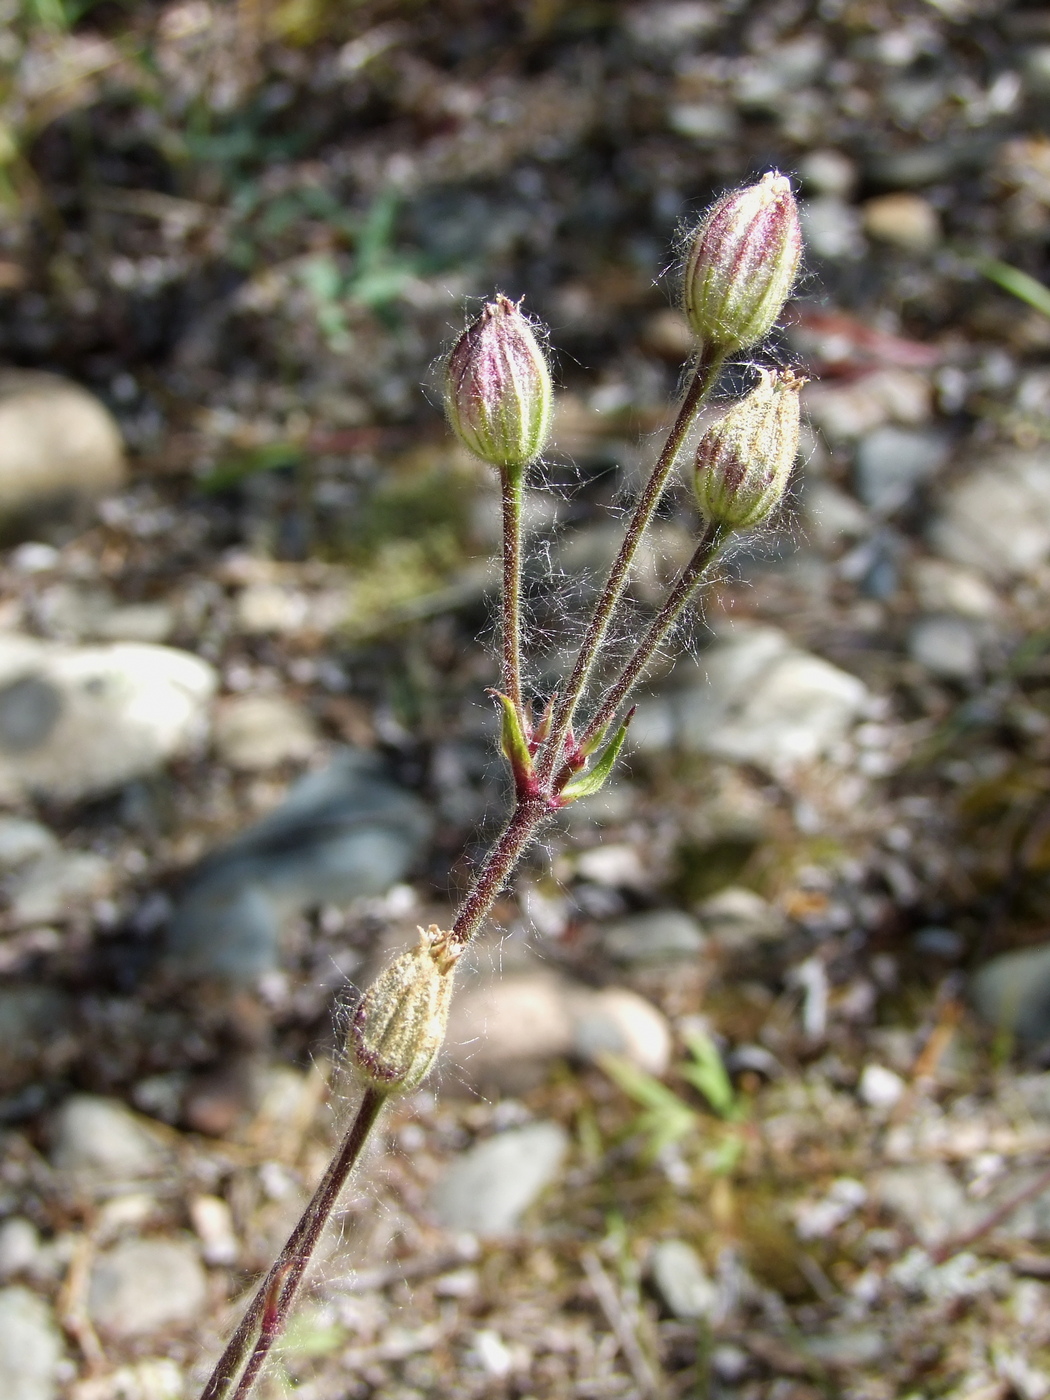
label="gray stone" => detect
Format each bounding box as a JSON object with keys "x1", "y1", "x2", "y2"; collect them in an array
[
  {"x1": 0, "y1": 987, "x2": 73, "y2": 1093},
  {"x1": 803, "y1": 480, "x2": 871, "y2": 548},
  {"x1": 908, "y1": 615, "x2": 981, "y2": 681},
  {"x1": 0, "y1": 818, "x2": 58, "y2": 870},
  {"x1": 931, "y1": 450, "x2": 1050, "y2": 580},
  {"x1": 911, "y1": 559, "x2": 1000, "y2": 620},
  {"x1": 602, "y1": 910, "x2": 705, "y2": 965},
  {"x1": 165, "y1": 749, "x2": 432, "y2": 981},
  {"x1": 0, "y1": 371, "x2": 125, "y2": 524},
  {"x1": 854, "y1": 426, "x2": 949, "y2": 515},
  {"x1": 0, "y1": 1219, "x2": 41, "y2": 1280},
  {"x1": 0, "y1": 1286, "x2": 65, "y2": 1400},
  {"x1": 87, "y1": 1236, "x2": 207, "y2": 1338},
  {"x1": 697, "y1": 887, "x2": 784, "y2": 951},
  {"x1": 50, "y1": 1095, "x2": 168, "y2": 1182},
  {"x1": 428, "y1": 1122, "x2": 568, "y2": 1235},
  {"x1": 7, "y1": 850, "x2": 113, "y2": 925},
  {"x1": 799, "y1": 197, "x2": 864, "y2": 260},
  {"x1": 970, "y1": 944, "x2": 1050, "y2": 1046},
  {"x1": 634, "y1": 626, "x2": 868, "y2": 775},
  {"x1": 569, "y1": 988, "x2": 672, "y2": 1076},
  {"x1": 798, "y1": 148, "x2": 856, "y2": 198},
  {"x1": 213, "y1": 694, "x2": 320, "y2": 771},
  {"x1": 804, "y1": 1329, "x2": 885, "y2": 1367},
  {"x1": 650, "y1": 1240, "x2": 717, "y2": 1320},
  {"x1": 0, "y1": 636, "x2": 215, "y2": 802},
  {"x1": 875, "y1": 1163, "x2": 981, "y2": 1247}
]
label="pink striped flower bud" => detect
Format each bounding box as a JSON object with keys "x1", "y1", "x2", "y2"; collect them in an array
[
  {"x1": 683, "y1": 172, "x2": 802, "y2": 353},
  {"x1": 445, "y1": 295, "x2": 552, "y2": 473},
  {"x1": 694, "y1": 368, "x2": 805, "y2": 530}
]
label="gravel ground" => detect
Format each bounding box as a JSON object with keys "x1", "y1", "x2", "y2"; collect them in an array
[{"x1": 2, "y1": 2, "x2": 1050, "y2": 1398}]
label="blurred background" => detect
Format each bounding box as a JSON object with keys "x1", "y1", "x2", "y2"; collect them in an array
[{"x1": 2, "y1": 1, "x2": 1050, "y2": 1397}]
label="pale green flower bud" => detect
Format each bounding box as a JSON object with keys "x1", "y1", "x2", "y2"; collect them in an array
[
  {"x1": 349, "y1": 925, "x2": 461, "y2": 1093},
  {"x1": 693, "y1": 368, "x2": 805, "y2": 530},
  {"x1": 445, "y1": 295, "x2": 553, "y2": 472},
  {"x1": 683, "y1": 172, "x2": 802, "y2": 352}
]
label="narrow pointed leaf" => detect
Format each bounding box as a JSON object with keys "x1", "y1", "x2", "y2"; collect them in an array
[
  {"x1": 492, "y1": 690, "x2": 534, "y2": 791},
  {"x1": 558, "y1": 709, "x2": 633, "y2": 803}
]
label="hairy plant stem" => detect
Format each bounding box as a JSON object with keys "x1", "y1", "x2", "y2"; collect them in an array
[
  {"x1": 536, "y1": 344, "x2": 724, "y2": 787},
  {"x1": 578, "y1": 521, "x2": 727, "y2": 755},
  {"x1": 500, "y1": 466, "x2": 525, "y2": 715},
  {"x1": 200, "y1": 1088, "x2": 387, "y2": 1400}
]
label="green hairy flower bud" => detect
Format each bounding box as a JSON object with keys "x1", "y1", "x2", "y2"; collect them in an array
[
  {"x1": 693, "y1": 368, "x2": 805, "y2": 530},
  {"x1": 445, "y1": 294, "x2": 553, "y2": 472},
  {"x1": 683, "y1": 172, "x2": 802, "y2": 352},
  {"x1": 350, "y1": 925, "x2": 461, "y2": 1093}
]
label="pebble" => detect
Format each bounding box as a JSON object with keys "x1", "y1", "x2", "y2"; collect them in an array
[
  {"x1": 911, "y1": 559, "x2": 1000, "y2": 620},
  {"x1": 799, "y1": 196, "x2": 864, "y2": 260},
  {"x1": 0, "y1": 1286, "x2": 65, "y2": 1400},
  {"x1": 166, "y1": 748, "x2": 432, "y2": 981},
  {"x1": 861, "y1": 192, "x2": 940, "y2": 251},
  {"x1": 0, "y1": 371, "x2": 125, "y2": 526},
  {"x1": 570, "y1": 987, "x2": 672, "y2": 1076},
  {"x1": 649, "y1": 1239, "x2": 718, "y2": 1320},
  {"x1": 970, "y1": 944, "x2": 1050, "y2": 1047},
  {"x1": 7, "y1": 849, "x2": 113, "y2": 925},
  {"x1": 88, "y1": 1236, "x2": 207, "y2": 1339},
  {"x1": 908, "y1": 615, "x2": 981, "y2": 681},
  {"x1": 189, "y1": 1194, "x2": 239, "y2": 1266},
  {"x1": 601, "y1": 910, "x2": 706, "y2": 965},
  {"x1": 804, "y1": 1329, "x2": 886, "y2": 1367},
  {"x1": 428, "y1": 1122, "x2": 568, "y2": 1236},
  {"x1": 858, "y1": 1063, "x2": 906, "y2": 1109},
  {"x1": 0, "y1": 1219, "x2": 41, "y2": 1279},
  {"x1": 854, "y1": 426, "x2": 949, "y2": 515},
  {"x1": 798, "y1": 148, "x2": 857, "y2": 198},
  {"x1": 50, "y1": 1095, "x2": 168, "y2": 1183},
  {"x1": 0, "y1": 818, "x2": 58, "y2": 869},
  {"x1": 444, "y1": 972, "x2": 673, "y2": 1090},
  {"x1": 634, "y1": 625, "x2": 868, "y2": 776},
  {"x1": 0, "y1": 637, "x2": 215, "y2": 802},
  {"x1": 212, "y1": 694, "x2": 320, "y2": 771},
  {"x1": 697, "y1": 887, "x2": 784, "y2": 952},
  {"x1": 34, "y1": 584, "x2": 173, "y2": 645},
  {"x1": 930, "y1": 449, "x2": 1050, "y2": 580},
  {"x1": 803, "y1": 480, "x2": 871, "y2": 548},
  {"x1": 874, "y1": 1162, "x2": 981, "y2": 1247},
  {"x1": 803, "y1": 368, "x2": 932, "y2": 442}
]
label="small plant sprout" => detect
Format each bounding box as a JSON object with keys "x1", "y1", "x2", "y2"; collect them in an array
[{"x1": 199, "y1": 172, "x2": 806, "y2": 1400}]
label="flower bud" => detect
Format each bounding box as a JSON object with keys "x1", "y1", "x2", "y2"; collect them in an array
[
  {"x1": 445, "y1": 295, "x2": 553, "y2": 472},
  {"x1": 683, "y1": 172, "x2": 802, "y2": 352},
  {"x1": 350, "y1": 926, "x2": 461, "y2": 1093},
  {"x1": 693, "y1": 368, "x2": 805, "y2": 530}
]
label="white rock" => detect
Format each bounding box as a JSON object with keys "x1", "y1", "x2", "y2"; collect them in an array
[
  {"x1": 799, "y1": 196, "x2": 864, "y2": 260},
  {"x1": 213, "y1": 694, "x2": 320, "y2": 771},
  {"x1": 0, "y1": 1219, "x2": 41, "y2": 1280},
  {"x1": 189, "y1": 1195, "x2": 239, "y2": 1266},
  {"x1": 570, "y1": 987, "x2": 672, "y2": 1076},
  {"x1": 650, "y1": 1240, "x2": 718, "y2": 1320},
  {"x1": 862, "y1": 192, "x2": 940, "y2": 252},
  {"x1": 854, "y1": 426, "x2": 949, "y2": 515},
  {"x1": 804, "y1": 368, "x2": 932, "y2": 441},
  {"x1": 698, "y1": 887, "x2": 784, "y2": 951},
  {"x1": 428, "y1": 1122, "x2": 568, "y2": 1235},
  {"x1": 931, "y1": 449, "x2": 1050, "y2": 579},
  {"x1": 912, "y1": 559, "x2": 1000, "y2": 619},
  {"x1": 908, "y1": 615, "x2": 981, "y2": 680},
  {"x1": 50, "y1": 1095, "x2": 168, "y2": 1182},
  {"x1": 635, "y1": 626, "x2": 868, "y2": 775},
  {"x1": 0, "y1": 637, "x2": 215, "y2": 801},
  {"x1": 7, "y1": 850, "x2": 113, "y2": 925},
  {"x1": 803, "y1": 479, "x2": 871, "y2": 547},
  {"x1": 445, "y1": 973, "x2": 575, "y2": 1089},
  {"x1": 0, "y1": 1286, "x2": 65, "y2": 1400},
  {"x1": 875, "y1": 1162, "x2": 981, "y2": 1247},
  {"x1": 88, "y1": 1237, "x2": 207, "y2": 1338},
  {"x1": 0, "y1": 371, "x2": 125, "y2": 519},
  {"x1": 602, "y1": 910, "x2": 706, "y2": 965},
  {"x1": 859, "y1": 1063, "x2": 906, "y2": 1109},
  {"x1": 0, "y1": 818, "x2": 58, "y2": 870}
]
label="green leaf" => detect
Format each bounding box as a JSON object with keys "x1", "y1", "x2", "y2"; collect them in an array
[
  {"x1": 492, "y1": 691, "x2": 534, "y2": 791},
  {"x1": 680, "y1": 1028, "x2": 739, "y2": 1121},
  {"x1": 598, "y1": 1053, "x2": 697, "y2": 1157},
  {"x1": 559, "y1": 709, "x2": 633, "y2": 803},
  {"x1": 980, "y1": 259, "x2": 1050, "y2": 320}
]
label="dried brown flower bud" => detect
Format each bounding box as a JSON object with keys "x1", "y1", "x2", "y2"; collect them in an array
[
  {"x1": 350, "y1": 926, "x2": 461, "y2": 1093},
  {"x1": 693, "y1": 368, "x2": 805, "y2": 530},
  {"x1": 683, "y1": 172, "x2": 802, "y2": 353},
  {"x1": 445, "y1": 294, "x2": 553, "y2": 473}
]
